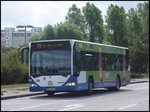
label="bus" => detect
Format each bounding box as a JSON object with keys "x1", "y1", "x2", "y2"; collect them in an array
[{"x1": 20, "y1": 39, "x2": 130, "y2": 95}]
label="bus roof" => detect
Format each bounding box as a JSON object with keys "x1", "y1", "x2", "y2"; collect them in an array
[{"x1": 30, "y1": 39, "x2": 128, "y2": 50}]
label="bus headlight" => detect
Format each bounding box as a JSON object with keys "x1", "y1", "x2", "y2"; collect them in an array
[
  {"x1": 30, "y1": 83, "x2": 38, "y2": 87},
  {"x1": 66, "y1": 82, "x2": 76, "y2": 86}
]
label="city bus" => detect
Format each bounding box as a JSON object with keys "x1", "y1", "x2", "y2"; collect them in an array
[{"x1": 20, "y1": 39, "x2": 130, "y2": 95}]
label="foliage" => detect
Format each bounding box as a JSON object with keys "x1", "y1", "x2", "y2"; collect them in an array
[
  {"x1": 29, "y1": 32, "x2": 43, "y2": 41},
  {"x1": 65, "y1": 4, "x2": 86, "y2": 35},
  {"x1": 54, "y1": 21, "x2": 84, "y2": 40},
  {"x1": 105, "y1": 4, "x2": 128, "y2": 47},
  {"x1": 82, "y1": 2, "x2": 104, "y2": 43},
  {"x1": 42, "y1": 24, "x2": 55, "y2": 40},
  {"x1": 126, "y1": 2, "x2": 149, "y2": 73},
  {"x1": 29, "y1": 24, "x2": 55, "y2": 41},
  {"x1": 1, "y1": 48, "x2": 28, "y2": 84}
]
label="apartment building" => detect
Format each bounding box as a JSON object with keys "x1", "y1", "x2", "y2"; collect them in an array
[{"x1": 1, "y1": 27, "x2": 42, "y2": 48}]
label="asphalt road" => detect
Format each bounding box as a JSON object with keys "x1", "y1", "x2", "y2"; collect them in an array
[{"x1": 1, "y1": 82, "x2": 149, "y2": 111}]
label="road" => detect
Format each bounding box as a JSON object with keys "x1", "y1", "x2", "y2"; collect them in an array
[{"x1": 1, "y1": 82, "x2": 149, "y2": 111}]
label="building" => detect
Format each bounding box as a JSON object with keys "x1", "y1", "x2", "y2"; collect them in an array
[{"x1": 1, "y1": 26, "x2": 42, "y2": 48}]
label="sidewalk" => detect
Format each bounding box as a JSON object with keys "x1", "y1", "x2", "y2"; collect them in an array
[
  {"x1": 1, "y1": 87, "x2": 44, "y2": 100},
  {"x1": 130, "y1": 78, "x2": 149, "y2": 84},
  {"x1": 1, "y1": 78, "x2": 149, "y2": 100}
]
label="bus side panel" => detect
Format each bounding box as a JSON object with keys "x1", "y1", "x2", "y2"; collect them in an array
[{"x1": 77, "y1": 71, "x2": 88, "y2": 90}]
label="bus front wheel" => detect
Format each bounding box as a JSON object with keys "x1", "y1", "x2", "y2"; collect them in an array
[
  {"x1": 87, "y1": 78, "x2": 93, "y2": 95},
  {"x1": 45, "y1": 91, "x2": 55, "y2": 96},
  {"x1": 107, "y1": 76, "x2": 120, "y2": 91}
]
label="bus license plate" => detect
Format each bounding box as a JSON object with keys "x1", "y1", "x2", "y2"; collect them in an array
[{"x1": 46, "y1": 88, "x2": 55, "y2": 91}]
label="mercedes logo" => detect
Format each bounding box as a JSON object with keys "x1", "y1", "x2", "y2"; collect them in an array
[{"x1": 48, "y1": 81, "x2": 53, "y2": 86}]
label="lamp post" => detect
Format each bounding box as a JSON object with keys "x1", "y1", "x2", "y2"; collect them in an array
[{"x1": 16, "y1": 25, "x2": 34, "y2": 44}]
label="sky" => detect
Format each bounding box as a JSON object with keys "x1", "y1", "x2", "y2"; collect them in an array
[{"x1": 1, "y1": 1, "x2": 146, "y2": 30}]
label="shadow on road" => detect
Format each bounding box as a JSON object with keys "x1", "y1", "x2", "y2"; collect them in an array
[{"x1": 30, "y1": 88, "x2": 132, "y2": 100}]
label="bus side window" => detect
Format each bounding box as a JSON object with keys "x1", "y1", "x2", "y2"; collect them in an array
[
  {"x1": 125, "y1": 49, "x2": 129, "y2": 71},
  {"x1": 115, "y1": 55, "x2": 119, "y2": 70}
]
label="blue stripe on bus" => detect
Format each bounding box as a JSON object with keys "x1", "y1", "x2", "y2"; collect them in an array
[
  {"x1": 94, "y1": 80, "x2": 116, "y2": 88},
  {"x1": 29, "y1": 75, "x2": 130, "y2": 92}
]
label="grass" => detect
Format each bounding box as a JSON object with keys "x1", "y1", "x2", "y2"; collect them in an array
[
  {"x1": 1, "y1": 83, "x2": 29, "y2": 89},
  {"x1": 131, "y1": 73, "x2": 149, "y2": 78},
  {"x1": 141, "y1": 73, "x2": 149, "y2": 78}
]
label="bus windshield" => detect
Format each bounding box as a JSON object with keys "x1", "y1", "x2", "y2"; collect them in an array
[
  {"x1": 30, "y1": 50, "x2": 71, "y2": 76},
  {"x1": 30, "y1": 41, "x2": 71, "y2": 77}
]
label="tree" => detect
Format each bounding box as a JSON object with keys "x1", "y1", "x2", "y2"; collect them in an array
[
  {"x1": 29, "y1": 32, "x2": 43, "y2": 41},
  {"x1": 105, "y1": 4, "x2": 128, "y2": 47},
  {"x1": 82, "y1": 2, "x2": 104, "y2": 43},
  {"x1": 29, "y1": 24, "x2": 55, "y2": 41},
  {"x1": 102, "y1": 24, "x2": 112, "y2": 44},
  {"x1": 1, "y1": 48, "x2": 28, "y2": 84},
  {"x1": 126, "y1": 8, "x2": 142, "y2": 45},
  {"x1": 126, "y1": 2, "x2": 149, "y2": 73},
  {"x1": 66, "y1": 4, "x2": 86, "y2": 37},
  {"x1": 137, "y1": 2, "x2": 149, "y2": 72},
  {"x1": 42, "y1": 24, "x2": 55, "y2": 40},
  {"x1": 54, "y1": 21, "x2": 84, "y2": 40}
]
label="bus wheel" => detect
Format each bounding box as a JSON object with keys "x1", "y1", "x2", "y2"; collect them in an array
[
  {"x1": 87, "y1": 78, "x2": 93, "y2": 95},
  {"x1": 45, "y1": 91, "x2": 55, "y2": 96},
  {"x1": 107, "y1": 76, "x2": 120, "y2": 91},
  {"x1": 115, "y1": 76, "x2": 121, "y2": 91}
]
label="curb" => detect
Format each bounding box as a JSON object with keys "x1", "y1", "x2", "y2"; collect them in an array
[
  {"x1": 1, "y1": 80, "x2": 148, "y2": 100},
  {"x1": 1, "y1": 92, "x2": 45, "y2": 100},
  {"x1": 129, "y1": 80, "x2": 148, "y2": 84}
]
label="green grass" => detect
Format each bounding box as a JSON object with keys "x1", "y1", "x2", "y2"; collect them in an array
[
  {"x1": 141, "y1": 73, "x2": 149, "y2": 78},
  {"x1": 131, "y1": 73, "x2": 149, "y2": 78},
  {"x1": 1, "y1": 83, "x2": 29, "y2": 89}
]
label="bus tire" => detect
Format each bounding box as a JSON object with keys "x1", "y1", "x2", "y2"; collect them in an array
[
  {"x1": 115, "y1": 75, "x2": 121, "y2": 91},
  {"x1": 45, "y1": 91, "x2": 55, "y2": 96},
  {"x1": 87, "y1": 78, "x2": 93, "y2": 95},
  {"x1": 107, "y1": 75, "x2": 120, "y2": 91}
]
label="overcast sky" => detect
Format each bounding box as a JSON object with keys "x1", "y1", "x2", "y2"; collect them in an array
[{"x1": 1, "y1": 1, "x2": 145, "y2": 30}]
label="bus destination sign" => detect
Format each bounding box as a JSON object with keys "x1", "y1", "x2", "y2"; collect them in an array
[{"x1": 31, "y1": 41, "x2": 71, "y2": 50}]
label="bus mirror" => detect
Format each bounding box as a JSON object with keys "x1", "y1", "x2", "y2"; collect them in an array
[{"x1": 20, "y1": 47, "x2": 29, "y2": 65}]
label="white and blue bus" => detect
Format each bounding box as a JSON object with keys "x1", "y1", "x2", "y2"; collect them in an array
[{"x1": 20, "y1": 39, "x2": 130, "y2": 95}]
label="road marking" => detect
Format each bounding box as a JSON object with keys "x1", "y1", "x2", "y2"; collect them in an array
[
  {"x1": 58, "y1": 103, "x2": 83, "y2": 111},
  {"x1": 118, "y1": 104, "x2": 137, "y2": 110},
  {"x1": 12, "y1": 100, "x2": 72, "y2": 111}
]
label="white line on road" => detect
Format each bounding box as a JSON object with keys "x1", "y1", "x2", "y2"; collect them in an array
[
  {"x1": 118, "y1": 104, "x2": 137, "y2": 110},
  {"x1": 58, "y1": 104, "x2": 83, "y2": 111},
  {"x1": 12, "y1": 100, "x2": 72, "y2": 111}
]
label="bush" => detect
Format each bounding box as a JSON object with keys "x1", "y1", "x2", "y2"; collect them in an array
[
  {"x1": 1, "y1": 48, "x2": 28, "y2": 84},
  {"x1": 131, "y1": 73, "x2": 141, "y2": 78}
]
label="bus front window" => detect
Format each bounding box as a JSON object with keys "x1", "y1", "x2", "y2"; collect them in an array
[{"x1": 31, "y1": 50, "x2": 71, "y2": 76}]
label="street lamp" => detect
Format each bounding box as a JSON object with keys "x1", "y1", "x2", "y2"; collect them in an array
[{"x1": 16, "y1": 25, "x2": 34, "y2": 44}]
